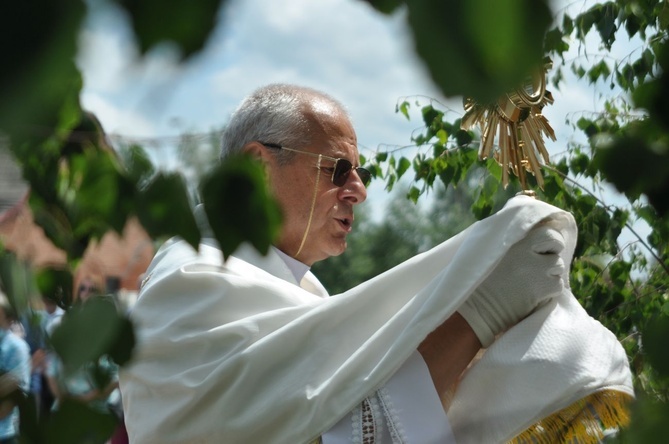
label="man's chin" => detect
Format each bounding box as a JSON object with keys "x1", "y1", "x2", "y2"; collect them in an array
[{"x1": 316, "y1": 242, "x2": 348, "y2": 262}]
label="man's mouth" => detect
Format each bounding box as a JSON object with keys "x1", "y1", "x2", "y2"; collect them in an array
[{"x1": 336, "y1": 217, "x2": 353, "y2": 231}]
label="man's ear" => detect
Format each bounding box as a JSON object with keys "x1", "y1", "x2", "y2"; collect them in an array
[{"x1": 242, "y1": 141, "x2": 271, "y2": 165}]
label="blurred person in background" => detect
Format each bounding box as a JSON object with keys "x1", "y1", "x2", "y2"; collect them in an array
[
  {"x1": 0, "y1": 292, "x2": 30, "y2": 444},
  {"x1": 45, "y1": 276, "x2": 126, "y2": 443}
]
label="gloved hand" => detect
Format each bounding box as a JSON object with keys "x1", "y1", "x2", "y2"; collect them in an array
[{"x1": 458, "y1": 222, "x2": 567, "y2": 347}]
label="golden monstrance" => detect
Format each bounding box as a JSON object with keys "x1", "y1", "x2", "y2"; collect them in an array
[{"x1": 461, "y1": 59, "x2": 556, "y2": 191}]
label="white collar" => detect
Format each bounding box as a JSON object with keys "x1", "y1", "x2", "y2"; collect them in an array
[{"x1": 273, "y1": 247, "x2": 310, "y2": 283}]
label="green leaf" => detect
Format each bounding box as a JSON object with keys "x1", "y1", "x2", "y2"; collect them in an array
[
  {"x1": 397, "y1": 100, "x2": 410, "y2": 120},
  {"x1": 620, "y1": 393, "x2": 669, "y2": 443},
  {"x1": 587, "y1": 60, "x2": 611, "y2": 84},
  {"x1": 594, "y1": 129, "x2": 669, "y2": 215},
  {"x1": 47, "y1": 398, "x2": 117, "y2": 443},
  {"x1": 367, "y1": 164, "x2": 382, "y2": 179},
  {"x1": 562, "y1": 14, "x2": 574, "y2": 35},
  {"x1": 421, "y1": 105, "x2": 441, "y2": 127},
  {"x1": 407, "y1": 0, "x2": 552, "y2": 102},
  {"x1": 50, "y1": 297, "x2": 123, "y2": 373},
  {"x1": 438, "y1": 161, "x2": 457, "y2": 186},
  {"x1": 576, "y1": 117, "x2": 599, "y2": 138},
  {"x1": 106, "y1": 316, "x2": 136, "y2": 367},
  {"x1": 408, "y1": 186, "x2": 421, "y2": 204},
  {"x1": 576, "y1": 10, "x2": 597, "y2": 39},
  {"x1": 595, "y1": 2, "x2": 618, "y2": 48},
  {"x1": 472, "y1": 193, "x2": 493, "y2": 220},
  {"x1": 66, "y1": 151, "x2": 131, "y2": 236},
  {"x1": 608, "y1": 260, "x2": 631, "y2": 288},
  {"x1": 385, "y1": 172, "x2": 397, "y2": 191},
  {"x1": 624, "y1": 13, "x2": 641, "y2": 38},
  {"x1": 136, "y1": 172, "x2": 201, "y2": 249},
  {"x1": 436, "y1": 129, "x2": 448, "y2": 145},
  {"x1": 660, "y1": 3, "x2": 669, "y2": 30},
  {"x1": 121, "y1": 144, "x2": 155, "y2": 185},
  {"x1": 642, "y1": 315, "x2": 669, "y2": 377},
  {"x1": 544, "y1": 27, "x2": 569, "y2": 54},
  {"x1": 432, "y1": 143, "x2": 445, "y2": 158},
  {"x1": 116, "y1": 0, "x2": 225, "y2": 58},
  {"x1": 483, "y1": 174, "x2": 500, "y2": 197},
  {"x1": 35, "y1": 268, "x2": 73, "y2": 308},
  {"x1": 0, "y1": 250, "x2": 37, "y2": 311},
  {"x1": 569, "y1": 152, "x2": 590, "y2": 175},
  {"x1": 575, "y1": 194, "x2": 597, "y2": 215},
  {"x1": 396, "y1": 157, "x2": 411, "y2": 179},
  {"x1": 455, "y1": 129, "x2": 473, "y2": 147},
  {"x1": 0, "y1": 1, "x2": 85, "y2": 146},
  {"x1": 200, "y1": 154, "x2": 282, "y2": 259},
  {"x1": 363, "y1": 0, "x2": 403, "y2": 14}
]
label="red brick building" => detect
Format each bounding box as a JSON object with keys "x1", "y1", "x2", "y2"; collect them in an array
[{"x1": 0, "y1": 146, "x2": 154, "y2": 302}]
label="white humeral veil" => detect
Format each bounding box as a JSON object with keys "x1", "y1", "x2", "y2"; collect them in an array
[{"x1": 119, "y1": 196, "x2": 633, "y2": 443}]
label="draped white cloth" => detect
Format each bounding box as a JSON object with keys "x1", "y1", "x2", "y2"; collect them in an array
[{"x1": 119, "y1": 195, "x2": 633, "y2": 443}]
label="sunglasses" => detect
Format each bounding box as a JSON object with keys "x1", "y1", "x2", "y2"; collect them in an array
[{"x1": 260, "y1": 142, "x2": 371, "y2": 187}]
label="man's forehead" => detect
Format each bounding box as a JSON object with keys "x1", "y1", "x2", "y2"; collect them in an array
[
  {"x1": 309, "y1": 96, "x2": 339, "y2": 115},
  {"x1": 300, "y1": 96, "x2": 357, "y2": 154}
]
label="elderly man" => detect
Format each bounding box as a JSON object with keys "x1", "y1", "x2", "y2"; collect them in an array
[{"x1": 119, "y1": 84, "x2": 569, "y2": 443}]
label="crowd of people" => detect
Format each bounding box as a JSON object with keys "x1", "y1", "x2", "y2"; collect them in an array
[{"x1": 1, "y1": 276, "x2": 129, "y2": 444}]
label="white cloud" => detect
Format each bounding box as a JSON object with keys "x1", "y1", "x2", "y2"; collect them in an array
[
  {"x1": 77, "y1": 0, "x2": 458, "y2": 158},
  {"x1": 80, "y1": 91, "x2": 157, "y2": 137},
  {"x1": 201, "y1": 0, "x2": 449, "y2": 151}
]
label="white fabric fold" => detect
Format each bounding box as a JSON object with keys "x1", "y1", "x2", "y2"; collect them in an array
[
  {"x1": 447, "y1": 290, "x2": 634, "y2": 443},
  {"x1": 120, "y1": 195, "x2": 633, "y2": 444}
]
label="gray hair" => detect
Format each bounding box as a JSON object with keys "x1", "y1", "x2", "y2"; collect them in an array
[{"x1": 220, "y1": 84, "x2": 348, "y2": 164}]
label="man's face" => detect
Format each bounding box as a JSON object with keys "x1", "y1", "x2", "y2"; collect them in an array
[
  {"x1": 267, "y1": 103, "x2": 367, "y2": 266},
  {"x1": 77, "y1": 278, "x2": 99, "y2": 303}
]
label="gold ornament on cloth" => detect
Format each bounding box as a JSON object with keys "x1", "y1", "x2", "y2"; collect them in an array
[
  {"x1": 510, "y1": 390, "x2": 633, "y2": 444},
  {"x1": 461, "y1": 59, "x2": 556, "y2": 190}
]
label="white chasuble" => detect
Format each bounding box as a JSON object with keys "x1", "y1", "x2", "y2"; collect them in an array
[{"x1": 120, "y1": 196, "x2": 633, "y2": 443}]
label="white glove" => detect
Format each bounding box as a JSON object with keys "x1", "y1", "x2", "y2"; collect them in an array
[{"x1": 458, "y1": 223, "x2": 567, "y2": 347}]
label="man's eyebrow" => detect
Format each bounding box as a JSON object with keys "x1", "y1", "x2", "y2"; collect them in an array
[{"x1": 329, "y1": 149, "x2": 359, "y2": 161}]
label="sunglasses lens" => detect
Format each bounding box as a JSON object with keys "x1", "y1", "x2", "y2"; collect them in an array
[
  {"x1": 332, "y1": 160, "x2": 371, "y2": 187},
  {"x1": 357, "y1": 168, "x2": 371, "y2": 187},
  {"x1": 333, "y1": 160, "x2": 352, "y2": 187}
]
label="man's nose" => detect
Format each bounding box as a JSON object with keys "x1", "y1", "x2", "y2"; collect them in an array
[{"x1": 338, "y1": 171, "x2": 367, "y2": 204}]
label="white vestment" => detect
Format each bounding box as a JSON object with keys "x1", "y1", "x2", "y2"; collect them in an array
[{"x1": 120, "y1": 195, "x2": 633, "y2": 443}]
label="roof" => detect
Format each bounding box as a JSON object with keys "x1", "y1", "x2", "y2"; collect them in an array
[{"x1": 0, "y1": 142, "x2": 154, "y2": 294}]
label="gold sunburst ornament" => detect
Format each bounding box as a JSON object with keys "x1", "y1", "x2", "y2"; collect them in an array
[{"x1": 461, "y1": 59, "x2": 556, "y2": 190}]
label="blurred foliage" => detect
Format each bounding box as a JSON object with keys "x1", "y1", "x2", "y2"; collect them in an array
[
  {"x1": 119, "y1": 0, "x2": 224, "y2": 57},
  {"x1": 0, "y1": 244, "x2": 38, "y2": 312},
  {"x1": 1, "y1": 0, "x2": 668, "y2": 441},
  {"x1": 0, "y1": 0, "x2": 277, "y2": 441},
  {"x1": 200, "y1": 153, "x2": 283, "y2": 260},
  {"x1": 368, "y1": 0, "x2": 553, "y2": 102}
]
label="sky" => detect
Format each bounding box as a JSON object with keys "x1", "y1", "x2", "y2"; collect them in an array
[
  {"x1": 77, "y1": 0, "x2": 460, "y2": 216},
  {"x1": 75, "y1": 0, "x2": 640, "y2": 223},
  {"x1": 77, "y1": 0, "x2": 447, "y2": 157}
]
